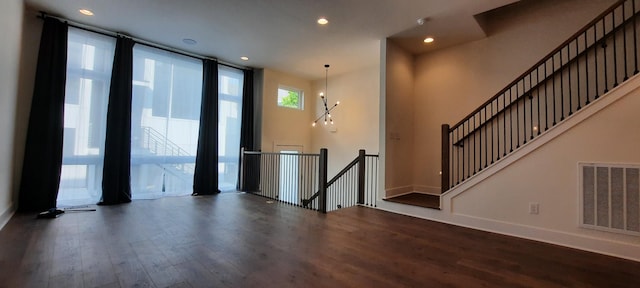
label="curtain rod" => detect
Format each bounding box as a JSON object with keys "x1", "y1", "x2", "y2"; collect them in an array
[{"x1": 37, "y1": 12, "x2": 250, "y2": 71}]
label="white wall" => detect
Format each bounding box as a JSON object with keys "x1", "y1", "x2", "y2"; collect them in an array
[
  {"x1": 411, "y1": 0, "x2": 616, "y2": 190},
  {"x1": 383, "y1": 41, "x2": 415, "y2": 196},
  {"x1": 311, "y1": 65, "x2": 380, "y2": 179},
  {"x1": 260, "y1": 69, "x2": 313, "y2": 153},
  {"x1": 0, "y1": 0, "x2": 25, "y2": 229}
]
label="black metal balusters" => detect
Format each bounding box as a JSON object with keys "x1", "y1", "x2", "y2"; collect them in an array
[
  {"x1": 491, "y1": 101, "x2": 495, "y2": 164},
  {"x1": 442, "y1": 0, "x2": 640, "y2": 188},
  {"x1": 458, "y1": 127, "x2": 462, "y2": 184},
  {"x1": 603, "y1": 19, "x2": 609, "y2": 94},
  {"x1": 623, "y1": 3, "x2": 629, "y2": 81},
  {"x1": 529, "y1": 74, "x2": 534, "y2": 140},
  {"x1": 634, "y1": 0, "x2": 639, "y2": 74},
  {"x1": 473, "y1": 114, "x2": 476, "y2": 175},
  {"x1": 552, "y1": 55, "x2": 557, "y2": 126},
  {"x1": 484, "y1": 107, "x2": 488, "y2": 169},
  {"x1": 577, "y1": 34, "x2": 582, "y2": 111},
  {"x1": 544, "y1": 61, "x2": 549, "y2": 131},
  {"x1": 516, "y1": 83, "x2": 521, "y2": 148},
  {"x1": 495, "y1": 99, "x2": 500, "y2": 162},
  {"x1": 537, "y1": 67, "x2": 541, "y2": 136},
  {"x1": 503, "y1": 93, "x2": 507, "y2": 156},
  {"x1": 560, "y1": 48, "x2": 565, "y2": 121},
  {"x1": 613, "y1": 9, "x2": 619, "y2": 87},
  {"x1": 586, "y1": 31, "x2": 591, "y2": 105}
]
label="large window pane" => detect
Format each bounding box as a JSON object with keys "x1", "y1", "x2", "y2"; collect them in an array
[
  {"x1": 218, "y1": 66, "x2": 244, "y2": 191},
  {"x1": 58, "y1": 28, "x2": 116, "y2": 206},
  {"x1": 131, "y1": 45, "x2": 203, "y2": 199}
]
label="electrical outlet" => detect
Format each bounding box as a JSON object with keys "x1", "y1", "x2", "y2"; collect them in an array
[{"x1": 529, "y1": 202, "x2": 540, "y2": 215}]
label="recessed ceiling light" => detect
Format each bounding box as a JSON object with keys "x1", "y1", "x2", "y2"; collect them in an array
[
  {"x1": 240, "y1": 56, "x2": 249, "y2": 61},
  {"x1": 79, "y1": 9, "x2": 94, "y2": 16},
  {"x1": 424, "y1": 37, "x2": 435, "y2": 43},
  {"x1": 182, "y1": 38, "x2": 197, "y2": 45},
  {"x1": 317, "y1": 18, "x2": 329, "y2": 25}
]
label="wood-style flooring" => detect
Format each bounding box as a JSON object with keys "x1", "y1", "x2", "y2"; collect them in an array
[
  {"x1": 384, "y1": 193, "x2": 440, "y2": 209},
  {"x1": 0, "y1": 192, "x2": 639, "y2": 287}
]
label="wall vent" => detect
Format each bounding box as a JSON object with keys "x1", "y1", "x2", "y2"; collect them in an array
[{"x1": 580, "y1": 163, "x2": 640, "y2": 236}]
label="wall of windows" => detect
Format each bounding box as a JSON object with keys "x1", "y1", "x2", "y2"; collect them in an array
[
  {"x1": 131, "y1": 45, "x2": 203, "y2": 199},
  {"x1": 218, "y1": 67, "x2": 244, "y2": 191},
  {"x1": 58, "y1": 28, "x2": 115, "y2": 206},
  {"x1": 57, "y1": 28, "x2": 247, "y2": 204}
]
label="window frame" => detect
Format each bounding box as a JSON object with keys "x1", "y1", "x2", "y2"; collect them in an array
[{"x1": 277, "y1": 85, "x2": 304, "y2": 110}]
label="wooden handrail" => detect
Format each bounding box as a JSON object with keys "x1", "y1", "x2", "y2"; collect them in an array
[
  {"x1": 451, "y1": 7, "x2": 640, "y2": 145},
  {"x1": 450, "y1": 0, "x2": 626, "y2": 131},
  {"x1": 442, "y1": 0, "x2": 639, "y2": 190}
]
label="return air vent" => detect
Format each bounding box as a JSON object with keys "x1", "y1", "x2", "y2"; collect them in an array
[{"x1": 580, "y1": 163, "x2": 640, "y2": 236}]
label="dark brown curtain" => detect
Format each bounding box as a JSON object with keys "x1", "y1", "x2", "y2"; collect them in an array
[
  {"x1": 99, "y1": 36, "x2": 134, "y2": 205},
  {"x1": 192, "y1": 59, "x2": 219, "y2": 195},
  {"x1": 238, "y1": 69, "x2": 258, "y2": 191},
  {"x1": 18, "y1": 18, "x2": 68, "y2": 212}
]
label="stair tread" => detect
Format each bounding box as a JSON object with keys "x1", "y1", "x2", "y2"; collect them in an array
[{"x1": 385, "y1": 193, "x2": 440, "y2": 210}]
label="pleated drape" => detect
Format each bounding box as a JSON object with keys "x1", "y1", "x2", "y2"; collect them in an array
[
  {"x1": 99, "y1": 37, "x2": 134, "y2": 205},
  {"x1": 238, "y1": 69, "x2": 258, "y2": 191},
  {"x1": 192, "y1": 59, "x2": 219, "y2": 195},
  {"x1": 18, "y1": 18, "x2": 68, "y2": 212}
]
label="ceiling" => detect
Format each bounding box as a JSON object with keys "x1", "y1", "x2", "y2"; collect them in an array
[{"x1": 24, "y1": 0, "x2": 518, "y2": 80}]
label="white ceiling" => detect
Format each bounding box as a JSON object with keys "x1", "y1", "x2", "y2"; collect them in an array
[{"x1": 24, "y1": 0, "x2": 518, "y2": 80}]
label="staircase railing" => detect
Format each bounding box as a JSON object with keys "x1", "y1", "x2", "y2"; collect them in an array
[
  {"x1": 141, "y1": 126, "x2": 194, "y2": 175},
  {"x1": 240, "y1": 149, "x2": 324, "y2": 210},
  {"x1": 442, "y1": 0, "x2": 640, "y2": 191},
  {"x1": 324, "y1": 151, "x2": 378, "y2": 212},
  {"x1": 240, "y1": 149, "x2": 379, "y2": 213}
]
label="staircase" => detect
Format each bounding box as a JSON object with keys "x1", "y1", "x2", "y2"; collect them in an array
[
  {"x1": 138, "y1": 126, "x2": 195, "y2": 184},
  {"x1": 377, "y1": 0, "x2": 640, "y2": 263},
  {"x1": 441, "y1": 0, "x2": 640, "y2": 192}
]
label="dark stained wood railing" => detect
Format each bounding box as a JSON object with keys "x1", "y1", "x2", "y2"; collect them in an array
[
  {"x1": 302, "y1": 150, "x2": 379, "y2": 212},
  {"x1": 240, "y1": 149, "x2": 323, "y2": 210},
  {"x1": 241, "y1": 149, "x2": 378, "y2": 213},
  {"x1": 442, "y1": 0, "x2": 640, "y2": 191}
]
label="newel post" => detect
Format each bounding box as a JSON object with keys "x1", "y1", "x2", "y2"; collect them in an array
[
  {"x1": 357, "y1": 149, "x2": 366, "y2": 205},
  {"x1": 318, "y1": 148, "x2": 328, "y2": 213},
  {"x1": 441, "y1": 124, "x2": 450, "y2": 193}
]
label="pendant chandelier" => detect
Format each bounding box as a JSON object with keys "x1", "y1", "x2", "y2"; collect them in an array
[{"x1": 312, "y1": 64, "x2": 339, "y2": 127}]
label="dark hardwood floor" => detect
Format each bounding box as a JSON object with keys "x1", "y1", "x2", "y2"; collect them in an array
[
  {"x1": 384, "y1": 193, "x2": 440, "y2": 209},
  {"x1": 1, "y1": 192, "x2": 639, "y2": 288}
]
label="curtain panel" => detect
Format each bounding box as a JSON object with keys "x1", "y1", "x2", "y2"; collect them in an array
[
  {"x1": 238, "y1": 69, "x2": 258, "y2": 191},
  {"x1": 18, "y1": 18, "x2": 68, "y2": 212},
  {"x1": 192, "y1": 59, "x2": 219, "y2": 195},
  {"x1": 100, "y1": 36, "x2": 134, "y2": 205}
]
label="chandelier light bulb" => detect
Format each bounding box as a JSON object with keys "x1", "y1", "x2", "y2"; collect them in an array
[
  {"x1": 324, "y1": 120, "x2": 328, "y2": 125},
  {"x1": 312, "y1": 122, "x2": 316, "y2": 127}
]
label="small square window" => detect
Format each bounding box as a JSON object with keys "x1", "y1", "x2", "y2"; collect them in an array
[{"x1": 277, "y1": 86, "x2": 303, "y2": 110}]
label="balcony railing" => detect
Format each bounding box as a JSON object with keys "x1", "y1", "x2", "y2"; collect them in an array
[{"x1": 240, "y1": 149, "x2": 379, "y2": 213}]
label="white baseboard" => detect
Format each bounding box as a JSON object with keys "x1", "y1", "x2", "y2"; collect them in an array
[
  {"x1": 0, "y1": 203, "x2": 15, "y2": 231},
  {"x1": 413, "y1": 185, "x2": 441, "y2": 195},
  {"x1": 384, "y1": 185, "x2": 413, "y2": 198},
  {"x1": 385, "y1": 185, "x2": 442, "y2": 199}
]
